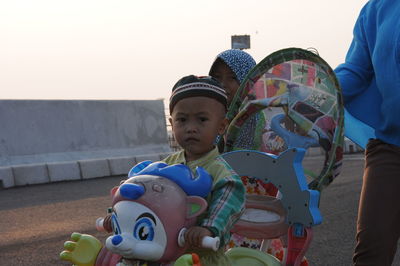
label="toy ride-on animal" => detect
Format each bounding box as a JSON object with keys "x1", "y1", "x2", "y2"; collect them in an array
[
  {"x1": 61, "y1": 147, "x2": 322, "y2": 265},
  {"x1": 60, "y1": 161, "x2": 218, "y2": 265}
]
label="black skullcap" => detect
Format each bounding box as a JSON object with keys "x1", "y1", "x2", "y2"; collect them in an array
[{"x1": 169, "y1": 75, "x2": 227, "y2": 114}]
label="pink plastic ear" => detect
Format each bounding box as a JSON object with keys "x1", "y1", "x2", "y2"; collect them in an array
[
  {"x1": 186, "y1": 196, "x2": 208, "y2": 219},
  {"x1": 110, "y1": 186, "x2": 119, "y2": 197}
]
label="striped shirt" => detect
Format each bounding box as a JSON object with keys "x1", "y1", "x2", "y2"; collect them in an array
[{"x1": 163, "y1": 147, "x2": 245, "y2": 245}]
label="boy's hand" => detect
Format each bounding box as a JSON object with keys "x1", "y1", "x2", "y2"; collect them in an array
[{"x1": 184, "y1": 226, "x2": 213, "y2": 248}]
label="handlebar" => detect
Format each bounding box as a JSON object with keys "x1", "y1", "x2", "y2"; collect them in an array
[
  {"x1": 95, "y1": 217, "x2": 106, "y2": 232},
  {"x1": 177, "y1": 228, "x2": 220, "y2": 251}
]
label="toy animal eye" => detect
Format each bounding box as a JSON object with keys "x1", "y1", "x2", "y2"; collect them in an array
[
  {"x1": 133, "y1": 217, "x2": 155, "y2": 241},
  {"x1": 111, "y1": 213, "x2": 121, "y2": 235}
]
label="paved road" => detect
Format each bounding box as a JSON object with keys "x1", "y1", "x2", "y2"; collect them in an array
[{"x1": 1, "y1": 154, "x2": 399, "y2": 265}]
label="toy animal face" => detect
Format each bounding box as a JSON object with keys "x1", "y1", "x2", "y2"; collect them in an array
[
  {"x1": 105, "y1": 201, "x2": 167, "y2": 260},
  {"x1": 106, "y1": 174, "x2": 208, "y2": 262}
]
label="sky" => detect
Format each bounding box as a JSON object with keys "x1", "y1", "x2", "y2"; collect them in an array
[{"x1": 0, "y1": 0, "x2": 369, "y2": 102}]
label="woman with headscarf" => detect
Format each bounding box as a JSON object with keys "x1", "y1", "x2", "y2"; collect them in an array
[{"x1": 209, "y1": 49, "x2": 264, "y2": 151}]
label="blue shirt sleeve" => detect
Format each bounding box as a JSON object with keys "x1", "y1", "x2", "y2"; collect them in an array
[{"x1": 334, "y1": 2, "x2": 374, "y2": 103}]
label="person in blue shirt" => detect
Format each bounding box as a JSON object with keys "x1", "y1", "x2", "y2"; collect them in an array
[{"x1": 335, "y1": 0, "x2": 400, "y2": 265}]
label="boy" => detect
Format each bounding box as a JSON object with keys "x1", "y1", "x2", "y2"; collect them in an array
[{"x1": 164, "y1": 75, "x2": 245, "y2": 265}]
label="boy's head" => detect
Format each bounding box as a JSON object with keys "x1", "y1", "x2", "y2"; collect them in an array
[
  {"x1": 169, "y1": 75, "x2": 228, "y2": 161},
  {"x1": 209, "y1": 49, "x2": 256, "y2": 105},
  {"x1": 169, "y1": 75, "x2": 227, "y2": 114}
]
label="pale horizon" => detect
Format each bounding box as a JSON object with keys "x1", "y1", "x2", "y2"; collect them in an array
[{"x1": 1, "y1": 0, "x2": 369, "y2": 101}]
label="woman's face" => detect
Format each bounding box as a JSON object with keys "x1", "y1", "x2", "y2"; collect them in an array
[{"x1": 210, "y1": 60, "x2": 240, "y2": 105}]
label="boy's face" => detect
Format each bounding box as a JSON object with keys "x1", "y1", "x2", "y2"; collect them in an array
[
  {"x1": 169, "y1": 97, "x2": 228, "y2": 162},
  {"x1": 210, "y1": 60, "x2": 240, "y2": 105}
]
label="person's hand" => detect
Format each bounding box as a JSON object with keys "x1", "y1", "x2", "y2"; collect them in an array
[
  {"x1": 60, "y1": 232, "x2": 102, "y2": 266},
  {"x1": 184, "y1": 226, "x2": 213, "y2": 248}
]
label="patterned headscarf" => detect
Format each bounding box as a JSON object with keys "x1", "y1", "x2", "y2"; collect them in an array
[{"x1": 209, "y1": 49, "x2": 256, "y2": 84}]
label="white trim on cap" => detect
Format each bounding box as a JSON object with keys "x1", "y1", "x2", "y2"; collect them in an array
[{"x1": 170, "y1": 82, "x2": 227, "y2": 101}]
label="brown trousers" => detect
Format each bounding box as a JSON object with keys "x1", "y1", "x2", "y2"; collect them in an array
[{"x1": 353, "y1": 139, "x2": 400, "y2": 266}]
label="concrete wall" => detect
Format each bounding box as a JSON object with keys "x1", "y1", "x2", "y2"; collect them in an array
[{"x1": 0, "y1": 100, "x2": 171, "y2": 188}]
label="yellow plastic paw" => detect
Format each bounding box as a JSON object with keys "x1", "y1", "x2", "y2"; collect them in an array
[{"x1": 60, "y1": 232, "x2": 102, "y2": 266}]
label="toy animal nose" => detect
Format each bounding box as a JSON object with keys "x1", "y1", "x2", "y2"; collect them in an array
[
  {"x1": 120, "y1": 183, "x2": 145, "y2": 200},
  {"x1": 112, "y1": 235, "x2": 123, "y2": 245}
]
